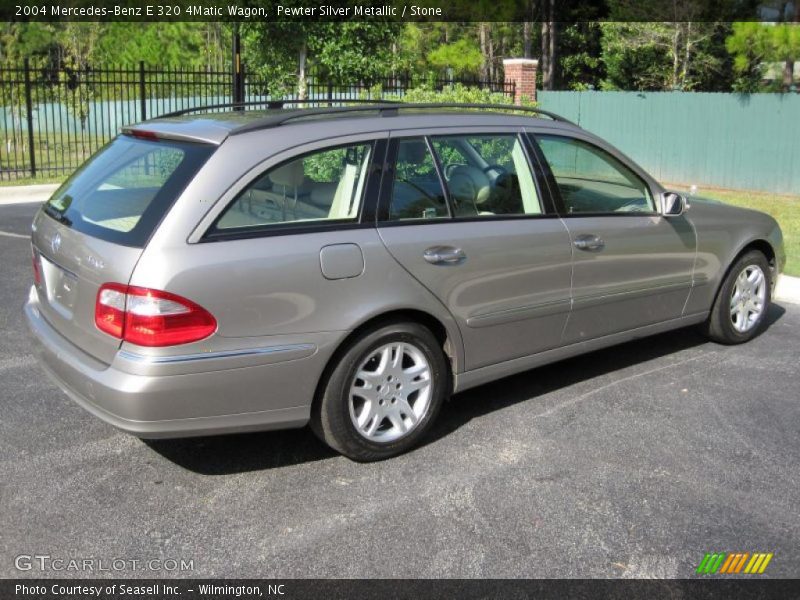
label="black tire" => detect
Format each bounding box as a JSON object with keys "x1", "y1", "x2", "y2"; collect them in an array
[
  {"x1": 310, "y1": 321, "x2": 449, "y2": 462},
  {"x1": 701, "y1": 249, "x2": 771, "y2": 344}
]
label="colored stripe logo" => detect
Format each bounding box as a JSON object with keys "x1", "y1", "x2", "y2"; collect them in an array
[{"x1": 696, "y1": 552, "x2": 773, "y2": 574}]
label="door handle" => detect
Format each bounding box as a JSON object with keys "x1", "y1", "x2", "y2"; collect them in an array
[
  {"x1": 423, "y1": 246, "x2": 466, "y2": 265},
  {"x1": 573, "y1": 234, "x2": 605, "y2": 252}
]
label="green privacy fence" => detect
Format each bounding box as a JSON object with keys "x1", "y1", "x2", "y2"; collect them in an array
[{"x1": 536, "y1": 91, "x2": 800, "y2": 195}]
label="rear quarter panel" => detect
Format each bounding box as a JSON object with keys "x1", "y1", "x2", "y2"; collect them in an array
[{"x1": 126, "y1": 129, "x2": 466, "y2": 372}]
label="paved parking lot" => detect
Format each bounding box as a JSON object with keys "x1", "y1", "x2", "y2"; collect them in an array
[{"x1": 1, "y1": 201, "x2": 798, "y2": 578}]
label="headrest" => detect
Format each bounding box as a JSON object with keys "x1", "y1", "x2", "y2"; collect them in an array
[
  {"x1": 269, "y1": 160, "x2": 306, "y2": 188},
  {"x1": 449, "y1": 165, "x2": 491, "y2": 205},
  {"x1": 397, "y1": 140, "x2": 429, "y2": 165}
]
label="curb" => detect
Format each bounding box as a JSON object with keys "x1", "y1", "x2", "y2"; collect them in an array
[
  {"x1": 0, "y1": 184, "x2": 59, "y2": 206},
  {"x1": 775, "y1": 275, "x2": 800, "y2": 305}
]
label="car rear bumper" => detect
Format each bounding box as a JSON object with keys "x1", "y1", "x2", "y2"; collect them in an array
[{"x1": 24, "y1": 286, "x2": 341, "y2": 438}]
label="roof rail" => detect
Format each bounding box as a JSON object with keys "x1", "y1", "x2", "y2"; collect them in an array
[
  {"x1": 226, "y1": 102, "x2": 576, "y2": 135},
  {"x1": 159, "y1": 98, "x2": 402, "y2": 119},
  {"x1": 381, "y1": 102, "x2": 572, "y2": 123}
]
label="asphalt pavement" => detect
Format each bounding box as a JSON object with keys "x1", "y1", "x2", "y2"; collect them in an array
[{"x1": 1, "y1": 201, "x2": 798, "y2": 578}]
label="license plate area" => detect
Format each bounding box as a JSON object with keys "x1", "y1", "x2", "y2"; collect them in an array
[{"x1": 40, "y1": 254, "x2": 79, "y2": 318}]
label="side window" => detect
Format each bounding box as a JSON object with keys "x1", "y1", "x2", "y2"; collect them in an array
[
  {"x1": 536, "y1": 135, "x2": 655, "y2": 214},
  {"x1": 389, "y1": 138, "x2": 449, "y2": 221},
  {"x1": 431, "y1": 134, "x2": 541, "y2": 217},
  {"x1": 212, "y1": 142, "x2": 373, "y2": 232}
]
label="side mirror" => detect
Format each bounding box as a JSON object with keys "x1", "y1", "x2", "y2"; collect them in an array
[{"x1": 662, "y1": 192, "x2": 687, "y2": 217}]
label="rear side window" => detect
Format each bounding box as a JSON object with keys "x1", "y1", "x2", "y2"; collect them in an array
[
  {"x1": 43, "y1": 135, "x2": 213, "y2": 247},
  {"x1": 210, "y1": 142, "x2": 373, "y2": 235}
]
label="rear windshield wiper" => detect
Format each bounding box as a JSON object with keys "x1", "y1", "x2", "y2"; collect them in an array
[{"x1": 43, "y1": 203, "x2": 73, "y2": 227}]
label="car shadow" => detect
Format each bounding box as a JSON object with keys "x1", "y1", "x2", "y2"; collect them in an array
[
  {"x1": 143, "y1": 427, "x2": 337, "y2": 475},
  {"x1": 145, "y1": 304, "x2": 786, "y2": 475},
  {"x1": 425, "y1": 303, "x2": 786, "y2": 447}
]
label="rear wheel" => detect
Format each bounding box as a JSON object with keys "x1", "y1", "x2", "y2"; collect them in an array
[
  {"x1": 701, "y1": 250, "x2": 771, "y2": 344},
  {"x1": 311, "y1": 322, "x2": 449, "y2": 461}
]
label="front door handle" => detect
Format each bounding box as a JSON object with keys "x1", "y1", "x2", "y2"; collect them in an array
[
  {"x1": 573, "y1": 234, "x2": 605, "y2": 252},
  {"x1": 423, "y1": 246, "x2": 466, "y2": 265}
]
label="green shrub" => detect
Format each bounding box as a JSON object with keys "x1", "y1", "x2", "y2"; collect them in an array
[{"x1": 390, "y1": 83, "x2": 537, "y2": 110}]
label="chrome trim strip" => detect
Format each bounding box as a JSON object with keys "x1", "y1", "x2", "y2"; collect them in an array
[
  {"x1": 466, "y1": 298, "x2": 571, "y2": 328},
  {"x1": 118, "y1": 343, "x2": 316, "y2": 364},
  {"x1": 571, "y1": 280, "x2": 692, "y2": 310}
]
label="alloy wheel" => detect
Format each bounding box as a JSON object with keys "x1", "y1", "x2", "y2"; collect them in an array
[
  {"x1": 730, "y1": 264, "x2": 767, "y2": 333},
  {"x1": 348, "y1": 342, "x2": 433, "y2": 443}
]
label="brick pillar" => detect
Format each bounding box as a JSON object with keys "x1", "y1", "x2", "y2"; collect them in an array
[{"x1": 503, "y1": 58, "x2": 538, "y2": 105}]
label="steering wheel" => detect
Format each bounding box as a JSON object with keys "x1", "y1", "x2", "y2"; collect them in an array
[
  {"x1": 482, "y1": 164, "x2": 508, "y2": 177},
  {"x1": 443, "y1": 163, "x2": 466, "y2": 180}
]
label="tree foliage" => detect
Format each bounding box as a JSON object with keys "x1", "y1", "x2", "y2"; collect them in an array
[
  {"x1": 0, "y1": 22, "x2": 227, "y2": 70},
  {"x1": 1, "y1": 18, "x2": 797, "y2": 96},
  {"x1": 727, "y1": 23, "x2": 800, "y2": 92},
  {"x1": 600, "y1": 22, "x2": 733, "y2": 91},
  {"x1": 241, "y1": 20, "x2": 402, "y2": 95},
  {"x1": 559, "y1": 22, "x2": 604, "y2": 90},
  {"x1": 427, "y1": 39, "x2": 483, "y2": 76},
  {"x1": 95, "y1": 23, "x2": 227, "y2": 69}
]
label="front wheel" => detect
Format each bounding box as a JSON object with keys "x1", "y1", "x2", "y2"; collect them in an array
[
  {"x1": 701, "y1": 250, "x2": 771, "y2": 344},
  {"x1": 311, "y1": 322, "x2": 449, "y2": 461}
]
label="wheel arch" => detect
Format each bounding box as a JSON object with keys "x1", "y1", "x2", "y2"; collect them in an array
[
  {"x1": 739, "y1": 239, "x2": 776, "y2": 270},
  {"x1": 728, "y1": 238, "x2": 777, "y2": 284},
  {"x1": 711, "y1": 238, "x2": 777, "y2": 309},
  {"x1": 311, "y1": 308, "x2": 459, "y2": 414}
]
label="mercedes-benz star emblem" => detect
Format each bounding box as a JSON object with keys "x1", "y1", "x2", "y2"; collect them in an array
[{"x1": 51, "y1": 233, "x2": 61, "y2": 254}]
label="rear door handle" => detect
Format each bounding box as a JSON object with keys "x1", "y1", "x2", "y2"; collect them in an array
[
  {"x1": 573, "y1": 234, "x2": 605, "y2": 252},
  {"x1": 423, "y1": 246, "x2": 466, "y2": 265}
]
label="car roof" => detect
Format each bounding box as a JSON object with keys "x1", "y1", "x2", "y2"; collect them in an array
[{"x1": 122, "y1": 104, "x2": 583, "y2": 146}]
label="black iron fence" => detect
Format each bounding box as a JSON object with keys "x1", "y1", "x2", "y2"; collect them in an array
[
  {"x1": 0, "y1": 60, "x2": 514, "y2": 181},
  {"x1": 0, "y1": 60, "x2": 234, "y2": 180}
]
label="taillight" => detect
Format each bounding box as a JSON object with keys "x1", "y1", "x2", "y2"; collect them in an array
[
  {"x1": 31, "y1": 248, "x2": 41, "y2": 286},
  {"x1": 95, "y1": 284, "x2": 217, "y2": 347},
  {"x1": 95, "y1": 283, "x2": 127, "y2": 339}
]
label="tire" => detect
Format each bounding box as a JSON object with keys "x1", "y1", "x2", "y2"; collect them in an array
[
  {"x1": 701, "y1": 249, "x2": 771, "y2": 344},
  {"x1": 310, "y1": 321, "x2": 449, "y2": 461}
]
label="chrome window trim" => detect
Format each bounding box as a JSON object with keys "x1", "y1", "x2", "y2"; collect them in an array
[{"x1": 118, "y1": 343, "x2": 316, "y2": 364}]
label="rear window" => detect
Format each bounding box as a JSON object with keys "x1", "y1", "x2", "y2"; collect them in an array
[{"x1": 43, "y1": 135, "x2": 213, "y2": 247}]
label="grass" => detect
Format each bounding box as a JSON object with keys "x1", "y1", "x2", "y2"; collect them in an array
[
  {"x1": 0, "y1": 131, "x2": 104, "y2": 187},
  {"x1": 0, "y1": 175, "x2": 65, "y2": 187},
  {"x1": 670, "y1": 185, "x2": 800, "y2": 277}
]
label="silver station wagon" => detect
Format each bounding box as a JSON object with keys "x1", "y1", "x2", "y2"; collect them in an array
[{"x1": 25, "y1": 102, "x2": 785, "y2": 461}]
